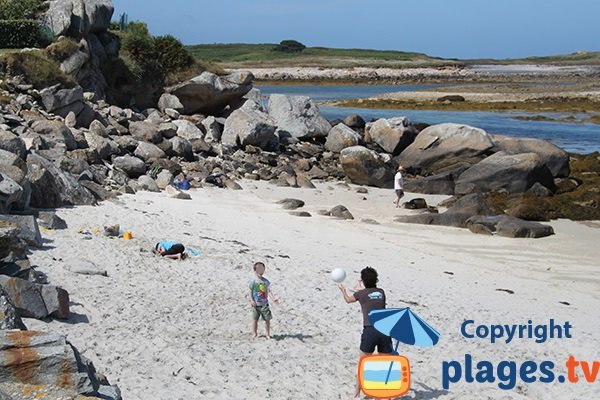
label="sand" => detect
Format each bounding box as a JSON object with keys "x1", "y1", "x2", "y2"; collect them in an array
[{"x1": 25, "y1": 182, "x2": 600, "y2": 400}]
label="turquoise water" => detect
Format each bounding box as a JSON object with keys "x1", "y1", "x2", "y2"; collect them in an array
[{"x1": 257, "y1": 85, "x2": 600, "y2": 153}]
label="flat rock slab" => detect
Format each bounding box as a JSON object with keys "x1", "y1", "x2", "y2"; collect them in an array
[{"x1": 64, "y1": 260, "x2": 108, "y2": 277}]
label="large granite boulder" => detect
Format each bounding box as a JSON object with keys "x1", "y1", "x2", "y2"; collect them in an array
[
  {"x1": 170, "y1": 137, "x2": 194, "y2": 161},
  {"x1": 397, "y1": 123, "x2": 495, "y2": 175},
  {"x1": 455, "y1": 152, "x2": 555, "y2": 195},
  {"x1": 137, "y1": 175, "x2": 160, "y2": 192},
  {"x1": 134, "y1": 142, "x2": 166, "y2": 161},
  {"x1": 466, "y1": 215, "x2": 554, "y2": 238},
  {"x1": 84, "y1": 131, "x2": 113, "y2": 160},
  {"x1": 0, "y1": 330, "x2": 122, "y2": 399},
  {"x1": 0, "y1": 130, "x2": 27, "y2": 159},
  {"x1": 166, "y1": 71, "x2": 254, "y2": 115},
  {"x1": 31, "y1": 120, "x2": 78, "y2": 151},
  {"x1": 492, "y1": 135, "x2": 570, "y2": 178},
  {"x1": 222, "y1": 106, "x2": 278, "y2": 150},
  {"x1": 172, "y1": 119, "x2": 204, "y2": 141},
  {"x1": 0, "y1": 276, "x2": 69, "y2": 319},
  {"x1": 202, "y1": 116, "x2": 223, "y2": 142},
  {"x1": 446, "y1": 193, "x2": 495, "y2": 215},
  {"x1": 395, "y1": 212, "x2": 474, "y2": 229},
  {"x1": 0, "y1": 287, "x2": 26, "y2": 330},
  {"x1": 111, "y1": 155, "x2": 144, "y2": 178},
  {"x1": 366, "y1": 117, "x2": 418, "y2": 155},
  {"x1": 0, "y1": 220, "x2": 28, "y2": 263},
  {"x1": 268, "y1": 94, "x2": 332, "y2": 139},
  {"x1": 128, "y1": 121, "x2": 163, "y2": 144},
  {"x1": 0, "y1": 149, "x2": 26, "y2": 171},
  {"x1": 0, "y1": 215, "x2": 42, "y2": 248},
  {"x1": 39, "y1": 85, "x2": 85, "y2": 119},
  {"x1": 339, "y1": 146, "x2": 395, "y2": 188},
  {"x1": 325, "y1": 123, "x2": 361, "y2": 153},
  {"x1": 0, "y1": 174, "x2": 23, "y2": 214},
  {"x1": 158, "y1": 93, "x2": 184, "y2": 113},
  {"x1": 403, "y1": 167, "x2": 466, "y2": 195},
  {"x1": 44, "y1": 0, "x2": 114, "y2": 36},
  {"x1": 27, "y1": 153, "x2": 96, "y2": 207}
]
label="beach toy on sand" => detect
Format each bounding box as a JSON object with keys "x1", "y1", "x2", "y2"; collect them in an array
[
  {"x1": 331, "y1": 268, "x2": 347, "y2": 283},
  {"x1": 123, "y1": 231, "x2": 133, "y2": 240}
]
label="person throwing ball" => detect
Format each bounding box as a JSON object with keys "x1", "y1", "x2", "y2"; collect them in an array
[{"x1": 339, "y1": 267, "x2": 392, "y2": 398}]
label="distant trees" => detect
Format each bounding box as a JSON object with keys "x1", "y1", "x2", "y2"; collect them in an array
[{"x1": 272, "y1": 40, "x2": 306, "y2": 53}]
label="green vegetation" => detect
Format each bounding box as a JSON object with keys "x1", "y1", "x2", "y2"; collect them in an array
[
  {"x1": 186, "y1": 43, "x2": 448, "y2": 68},
  {"x1": 0, "y1": 50, "x2": 74, "y2": 88},
  {"x1": 46, "y1": 38, "x2": 79, "y2": 62},
  {"x1": 186, "y1": 43, "x2": 600, "y2": 70},
  {"x1": 0, "y1": 0, "x2": 51, "y2": 48},
  {"x1": 103, "y1": 21, "x2": 221, "y2": 107},
  {"x1": 0, "y1": 0, "x2": 46, "y2": 19}
]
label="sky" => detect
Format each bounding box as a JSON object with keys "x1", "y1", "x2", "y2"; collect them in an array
[{"x1": 112, "y1": 0, "x2": 600, "y2": 59}]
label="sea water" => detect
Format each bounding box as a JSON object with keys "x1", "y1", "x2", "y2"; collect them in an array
[{"x1": 257, "y1": 85, "x2": 600, "y2": 153}]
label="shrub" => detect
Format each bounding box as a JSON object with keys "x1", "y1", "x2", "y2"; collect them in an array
[
  {"x1": 0, "y1": 50, "x2": 75, "y2": 88},
  {"x1": 272, "y1": 40, "x2": 306, "y2": 53},
  {"x1": 0, "y1": 0, "x2": 46, "y2": 20},
  {"x1": 121, "y1": 22, "x2": 198, "y2": 86},
  {"x1": 154, "y1": 35, "x2": 194, "y2": 73},
  {"x1": 0, "y1": 19, "x2": 53, "y2": 48}
]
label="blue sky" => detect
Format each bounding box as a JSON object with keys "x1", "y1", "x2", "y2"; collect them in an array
[{"x1": 112, "y1": 0, "x2": 600, "y2": 59}]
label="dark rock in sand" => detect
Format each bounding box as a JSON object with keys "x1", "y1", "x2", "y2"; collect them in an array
[
  {"x1": 290, "y1": 211, "x2": 312, "y2": 217},
  {"x1": 278, "y1": 198, "x2": 305, "y2": 210},
  {"x1": 403, "y1": 198, "x2": 428, "y2": 209},
  {"x1": 328, "y1": 205, "x2": 354, "y2": 220},
  {"x1": 466, "y1": 215, "x2": 554, "y2": 238}
]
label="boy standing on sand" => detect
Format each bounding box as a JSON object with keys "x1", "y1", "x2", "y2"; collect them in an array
[{"x1": 248, "y1": 262, "x2": 279, "y2": 339}]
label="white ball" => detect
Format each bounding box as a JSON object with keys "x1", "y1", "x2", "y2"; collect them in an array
[{"x1": 331, "y1": 268, "x2": 347, "y2": 283}]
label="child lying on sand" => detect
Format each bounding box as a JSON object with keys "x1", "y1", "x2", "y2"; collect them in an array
[{"x1": 152, "y1": 241, "x2": 187, "y2": 260}]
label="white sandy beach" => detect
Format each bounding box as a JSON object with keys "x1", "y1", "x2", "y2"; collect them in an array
[{"x1": 24, "y1": 182, "x2": 600, "y2": 400}]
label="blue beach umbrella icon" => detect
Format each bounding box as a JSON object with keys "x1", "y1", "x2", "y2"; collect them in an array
[{"x1": 368, "y1": 308, "x2": 440, "y2": 384}]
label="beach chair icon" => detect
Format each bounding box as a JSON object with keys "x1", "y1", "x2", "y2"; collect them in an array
[{"x1": 358, "y1": 354, "x2": 410, "y2": 399}]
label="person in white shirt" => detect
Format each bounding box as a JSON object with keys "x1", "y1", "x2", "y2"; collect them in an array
[{"x1": 394, "y1": 166, "x2": 405, "y2": 208}]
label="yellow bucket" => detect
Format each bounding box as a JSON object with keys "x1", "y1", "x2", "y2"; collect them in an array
[{"x1": 123, "y1": 231, "x2": 133, "y2": 240}]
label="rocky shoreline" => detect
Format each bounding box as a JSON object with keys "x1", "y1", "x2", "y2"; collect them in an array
[{"x1": 236, "y1": 65, "x2": 600, "y2": 84}]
